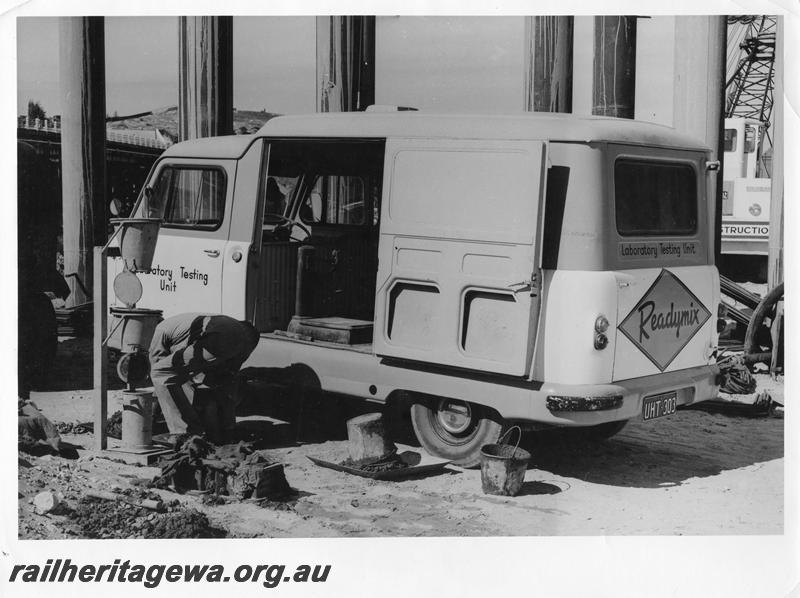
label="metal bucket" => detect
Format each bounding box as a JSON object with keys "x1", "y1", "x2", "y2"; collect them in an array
[
  {"x1": 480, "y1": 427, "x2": 530, "y2": 497},
  {"x1": 111, "y1": 217, "x2": 161, "y2": 272},
  {"x1": 121, "y1": 390, "x2": 155, "y2": 449},
  {"x1": 109, "y1": 307, "x2": 163, "y2": 353}
]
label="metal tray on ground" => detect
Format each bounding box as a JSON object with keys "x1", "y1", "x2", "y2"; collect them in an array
[{"x1": 307, "y1": 446, "x2": 452, "y2": 481}]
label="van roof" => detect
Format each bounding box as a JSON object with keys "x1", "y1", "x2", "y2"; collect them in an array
[{"x1": 162, "y1": 112, "x2": 710, "y2": 159}]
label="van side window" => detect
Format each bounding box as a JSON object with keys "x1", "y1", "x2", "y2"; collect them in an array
[
  {"x1": 303, "y1": 175, "x2": 369, "y2": 225},
  {"x1": 146, "y1": 166, "x2": 226, "y2": 230},
  {"x1": 265, "y1": 139, "x2": 384, "y2": 230},
  {"x1": 615, "y1": 159, "x2": 697, "y2": 236},
  {"x1": 263, "y1": 175, "x2": 298, "y2": 224}
]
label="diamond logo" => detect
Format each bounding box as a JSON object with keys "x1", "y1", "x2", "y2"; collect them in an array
[{"x1": 618, "y1": 270, "x2": 711, "y2": 371}]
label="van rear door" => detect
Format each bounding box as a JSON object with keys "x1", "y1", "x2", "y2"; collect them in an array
[
  {"x1": 609, "y1": 147, "x2": 718, "y2": 380},
  {"x1": 373, "y1": 138, "x2": 547, "y2": 377}
]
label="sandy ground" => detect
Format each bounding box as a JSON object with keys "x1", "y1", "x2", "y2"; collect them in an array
[{"x1": 18, "y1": 337, "x2": 785, "y2": 538}]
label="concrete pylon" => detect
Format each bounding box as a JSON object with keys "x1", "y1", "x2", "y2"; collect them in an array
[
  {"x1": 178, "y1": 16, "x2": 234, "y2": 140},
  {"x1": 316, "y1": 16, "x2": 376, "y2": 112},
  {"x1": 592, "y1": 16, "x2": 637, "y2": 119},
  {"x1": 524, "y1": 16, "x2": 574, "y2": 112},
  {"x1": 768, "y1": 16, "x2": 783, "y2": 288},
  {"x1": 672, "y1": 16, "x2": 727, "y2": 261},
  {"x1": 59, "y1": 17, "x2": 107, "y2": 307}
]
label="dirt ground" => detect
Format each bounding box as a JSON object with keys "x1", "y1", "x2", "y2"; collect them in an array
[{"x1": 18, "y1": 336, "x2": 785, "y2": 538}]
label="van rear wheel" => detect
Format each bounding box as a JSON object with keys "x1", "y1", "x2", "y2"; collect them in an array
[{"x1": 410, "y1": 398, "x2": 503, "y2": 468}]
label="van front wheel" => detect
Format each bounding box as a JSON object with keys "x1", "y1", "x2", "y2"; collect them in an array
[{"x1": 410, "y1": 399, "x2": 503, "y2": 468}]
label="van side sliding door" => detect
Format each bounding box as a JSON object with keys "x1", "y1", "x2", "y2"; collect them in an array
[{"x1": 374, "y1": 138, "x2": 547, "y2": 377}]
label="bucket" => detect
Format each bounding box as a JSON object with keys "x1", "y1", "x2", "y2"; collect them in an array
[
  {"x1": 111, "y1": 217, "x2": 161, "y2": 272},
  {"x1": 479, "y1": 426, "x2": 530, "y2": 497},
  {"x1": 109, "y1": 307, "x2": 163, "y2": 353},
  {"x1": 121, "y1": 390, "x2": 155, "y2": 449}
]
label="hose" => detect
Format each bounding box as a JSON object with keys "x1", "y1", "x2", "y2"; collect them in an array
[{"x1": 744, "y1": 282, "x2": 783, "y2": 361}]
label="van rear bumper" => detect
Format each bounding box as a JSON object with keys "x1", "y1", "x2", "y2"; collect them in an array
[{"x1": 531, "y1": 364, "x2": 721, "y2": 426}]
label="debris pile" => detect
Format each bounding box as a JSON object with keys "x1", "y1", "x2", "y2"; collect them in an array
[
  {"x1": 717, "y1": 354, "x2": 757, "y2": 395},
  {"x1": 340, "y1": 453, "x2": 409, "y2": 474},
  {"x1": 68, "y1": 490, "x2": 225, "y2": 539},
  {"x1": 18, "y1": 399, "x2": 62, "y2": 455},
  {"x1": 53, "y1": 410, "x2": 123, "y2": 438},
  {"x1": 152, "y1": 437, "x2": 294, "y2": 501}
]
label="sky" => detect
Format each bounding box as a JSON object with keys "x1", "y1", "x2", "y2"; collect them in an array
[{"x1": 17, "y1": 15, "x2": 678, "y2": 125}]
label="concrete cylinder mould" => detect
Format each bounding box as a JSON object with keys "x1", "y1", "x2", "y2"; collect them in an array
[
  {"x1": 111, "y1": 218, "x2": 161, "y2": 272},
  {"x1": 109, "y1": 307, "x2": 163, "y2": 352},
  {"x1": 121, "y1": 390, "x2": 155, "y2": 449}
]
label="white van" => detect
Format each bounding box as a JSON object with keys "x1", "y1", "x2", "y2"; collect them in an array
[{"x1": 113, "y1": 112, "x2": 722, "y2": 465}]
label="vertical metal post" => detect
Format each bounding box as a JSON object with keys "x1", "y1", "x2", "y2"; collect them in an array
[
  {"x1": 592, "y1": 16, "x2": 637, "y2": 118},
  {"x1": 768, "y1": 16, "x2": 783, "y2": 288},
  {"x1": 178, "y1": 16, "x2": 234, "y2": 141},
  {"x1": 672, "y1": 16, "x2": 727, "y2": 264},
  {"x1": 93, "y1": 246, "x2": 108, "y2": 451},
  {"x1": 316, "y1": 16, "x2": 376, "y2": 112},
  {"x1": 524, "y1": 16, "x2": 574, "y2": 112},
  {"x1": 59, "y1": 17, "x2": 107, "y2": 307}
]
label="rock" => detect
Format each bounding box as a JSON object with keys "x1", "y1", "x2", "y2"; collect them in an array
[{"x1": 33, "y1": 491, "x2": 61, "y2": 515}]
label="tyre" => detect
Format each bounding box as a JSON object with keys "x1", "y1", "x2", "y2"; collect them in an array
[
  {"x1": 410, "y1": 398, "x2": 503, "y2": 467},
  {"x1": 572, "y1": 420, "x2": 628, "y2": 441}
]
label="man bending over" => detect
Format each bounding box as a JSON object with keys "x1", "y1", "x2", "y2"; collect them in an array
[{"x1": 149, "y1": 313, "x2": 260, "y2": 443}]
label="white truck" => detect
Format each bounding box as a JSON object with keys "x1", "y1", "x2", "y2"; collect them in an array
[
  {"x1": 720, "y1": 116, "x2": 771, "y2": 258},
  {"x1": 112, "y1": 111, "x2": 722, "y2": 466}
]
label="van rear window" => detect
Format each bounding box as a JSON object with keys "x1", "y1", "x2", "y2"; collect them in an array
[{"x1": 615, "y1": 159, "x2": 697, "y2": 236}]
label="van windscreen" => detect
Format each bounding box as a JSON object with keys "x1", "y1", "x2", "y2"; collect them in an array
[{"x1": 614, "y1": 159, "x2": 697, "y2": 237}]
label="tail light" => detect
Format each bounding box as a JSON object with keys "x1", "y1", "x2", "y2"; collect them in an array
[{"x1": 594, "y1": 315, "x2": 610, "y2": 350}]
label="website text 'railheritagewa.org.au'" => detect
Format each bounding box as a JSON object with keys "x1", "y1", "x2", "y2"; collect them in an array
[{"x1": 8, "y1": 558, "x2": 331, "y2": 589}]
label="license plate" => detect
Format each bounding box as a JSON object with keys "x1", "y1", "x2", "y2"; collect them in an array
[{"x1": 642, "y1": 391, "x2": 677, "y2": 421}]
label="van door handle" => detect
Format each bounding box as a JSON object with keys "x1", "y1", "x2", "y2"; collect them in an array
[
  {"x1": 507, "y1": 281, "x2": 532, "y2": 293},
  {"x1": 204, "y1": 249, "x2": 220, "y2": 258}
]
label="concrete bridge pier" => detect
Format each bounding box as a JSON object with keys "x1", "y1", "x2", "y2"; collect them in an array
[{"x1": 59, "y1": 17, "x2": 107, "y2": 307}]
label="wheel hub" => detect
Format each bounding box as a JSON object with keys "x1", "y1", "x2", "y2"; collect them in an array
[{"x1": 436, "y1": 399, "x2": 473, "y2": 435}]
